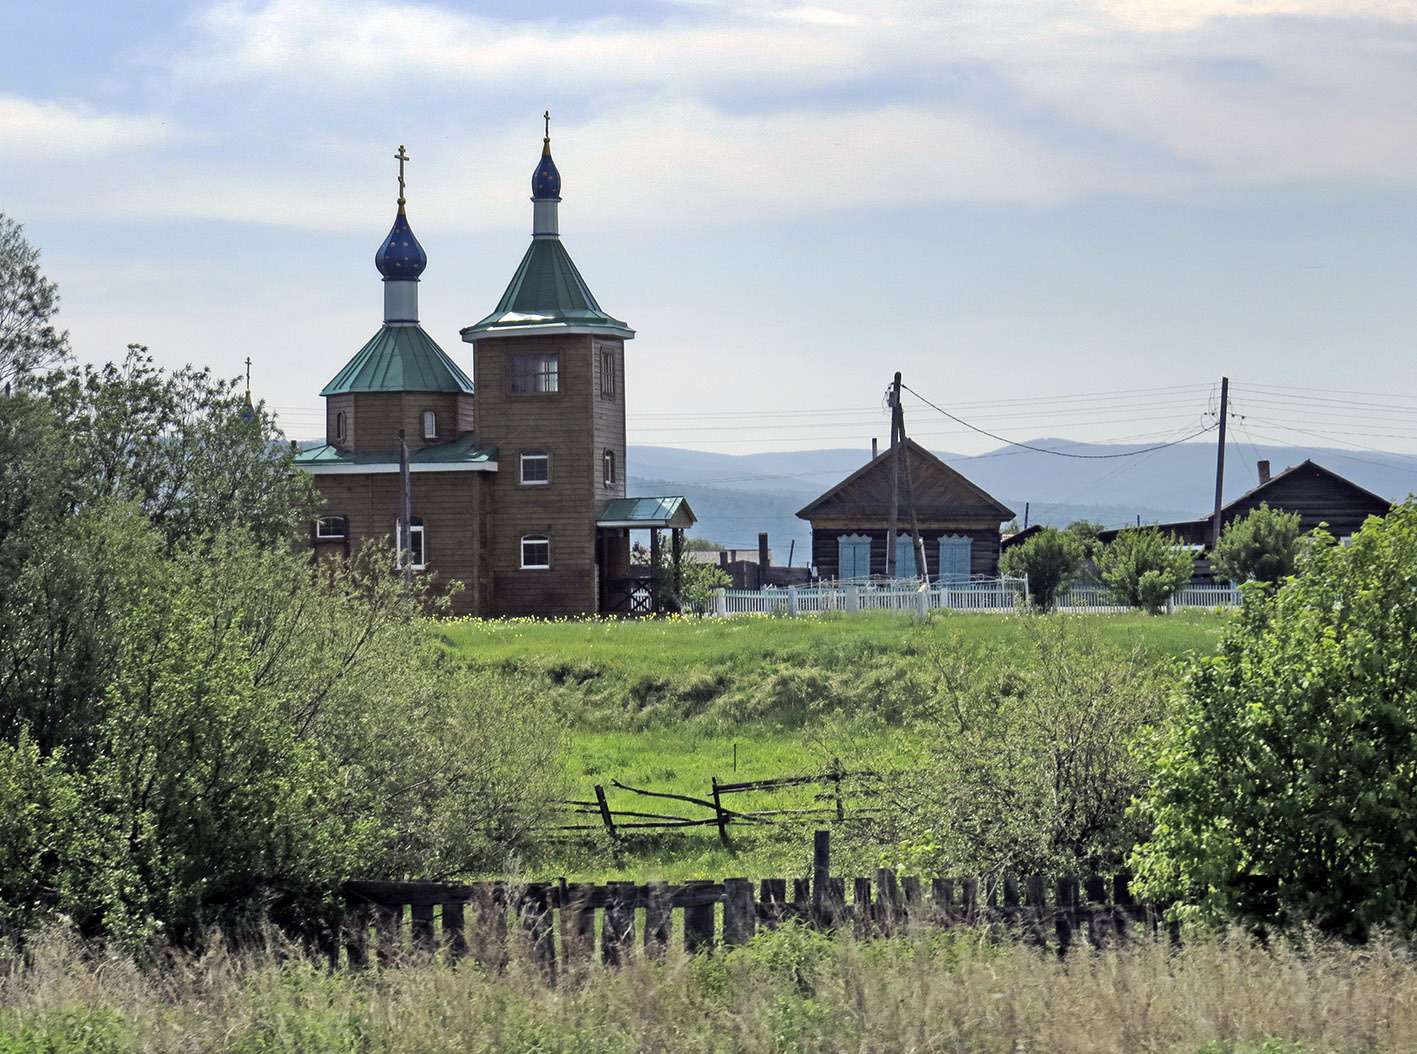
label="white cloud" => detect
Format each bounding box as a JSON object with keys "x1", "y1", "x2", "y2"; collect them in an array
[{"x1": 0, "y1": 95, "x2": 174, "y2": 159}]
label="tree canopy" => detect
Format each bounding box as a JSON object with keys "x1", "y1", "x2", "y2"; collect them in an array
[
  {"x1": 0, "y1": 212, "x2": 69, "y2": 387},
  {"x1": 1212, "y1": 502, "x2": 1302, "y2": 586},
  {"x1": 1133, "y1": 505, "x2": 1417, "y2": 939},
  {"x1": 1098, "y1": 526, "x2": 1194, "y2": 613},
  {"x1": 1000, "y1": 527, "x2": 1084, "y2": 611}
]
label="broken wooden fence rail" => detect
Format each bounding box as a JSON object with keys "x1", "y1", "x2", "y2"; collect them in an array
[{"x1": 337, "y1": 832, "x2": 1168, "y2": 972}]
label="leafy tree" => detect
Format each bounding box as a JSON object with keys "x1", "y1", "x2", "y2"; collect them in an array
[
  {"x1": 1098, "y1": 526, "x2": 1193, "y2": 613},
  {"x1": 1212, "y1": 502, "x2": 1302, "y2": 586},
  {"x1": 1132, "y1": 505, "x2": 1417, "y2": 940},
  {"x1": 682, "y1": 537, "x2": 727, "y2": 551},
  {"x1": 0, "y1": 212, "x2": 69, "y2": 388},
  {"x1": 45, "y1": 345, "x2": 318, "y2": 548},
  {"x1": 1065, "y1": 519, "x2": 1106, "y2": 561},
  {"x1": 1000, "y1": 527, "x2": 1084, "y2": 611}
]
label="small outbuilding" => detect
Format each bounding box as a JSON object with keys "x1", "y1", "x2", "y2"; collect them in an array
[{"x1": 796, "y1": 440, "x2": 1015, "y2": 581}]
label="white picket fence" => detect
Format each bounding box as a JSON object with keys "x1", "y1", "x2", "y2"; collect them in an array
[{"x1": 709, "y1": 578, "x2": 1243, "y2": 618}]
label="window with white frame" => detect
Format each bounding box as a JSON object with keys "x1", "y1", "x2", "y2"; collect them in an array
[
  {"x1": 599, "y1": 346, "x2": 616, "y2": 399},
  {"x1": 509, "y1": 353, "x2": 559, "y2": 393},
  {"x1": 521, "y1": 535, "x2": 550, "y2": 569},
  {"x1": 397, "y1": 516, "x2": 426, "y2": 570},
  {"x1": 603, "y1": 449, "x2": 616, "y2": 485},
  {"x1": 521, "y1": 450, "x2": 550, "y2": 484},
  {"x1": 422, "y1": 409, "x2": 437, "y2": 439},
  {"x1": 315, "y1": 515, "x2": 347, "y2": 540}
]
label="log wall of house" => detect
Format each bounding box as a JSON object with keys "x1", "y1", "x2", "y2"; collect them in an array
[
  {"x1": 807, "y1": 525, "x2": 1003, "y2": 581},
  {"x1": 328, "y1": 392, "x2": 474, "y2": 453}
]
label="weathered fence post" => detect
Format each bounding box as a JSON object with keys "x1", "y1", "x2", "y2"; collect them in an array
[
  {"x1": 473, "y1": 884, "x2": 509, "y2": 971},
  {"x1": 645, "y1": 881, "x2": 672, "y2": 957},
  {"x1": 710, "y1": 777, "x2": 730, "y2": 846},
  {"x1": 874, "y1": 867, "x2": 902, "y2": 933},
  {"x1": 723, "y1": 878, "x2": 756, "y2": 945},
  {"x1": 1025, "y1": 875, "x2": 1048, "y2": 949},
  {"x1": 787, "y1": 585, "x2": 799, "y2": 616},
  {"x1": 931, "y1": 878, "x2": 955, "y2": 924},
  {"x1": 1055, "y1": 876, "x2": 1080, "y2": 958},
  {"x1": 853, "y1": 877, "x2": 873, "y2": 938},
  {"x1": 521, "y1": 884, "x2": 557, "y2": 979},
  {"x1": 713, "y1": 587, "x2": 727, "y2": 617},
  {"x1": 961, "y1": 878, "x2": 979, "y2": 925},
  {"x1": 683, "y1": 881, "x2": 717, "y2": 953},
  {"x1": 443, "y1": 898, "x2": 467, "y2": 960},
  {"x1": 811, "y1": 830, "x2": 833, "y2": 926},
  {"x1": 561, "y1": 881, "x2": 596, "y2": 966},
  {"x1": 411, "y1": 900, "x2": 435, "y2": 956},
  {"x1": 375, "y1": 902, "x2": 402, "y2": 966},
  {"x1": 602, "y1": 882, "x2": 636, "y2": 966}
]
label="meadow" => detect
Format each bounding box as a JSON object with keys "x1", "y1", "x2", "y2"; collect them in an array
[{"x1": 438, "y1": 610, "x2": 1228, "y2": 882}]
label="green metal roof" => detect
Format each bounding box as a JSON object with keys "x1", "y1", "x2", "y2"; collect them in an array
[
  {"x1": 321, "y1": 324, "x2": 474, "y2": 396},
  {"x1": 294, "y1": 432, "x2": 497, "y2": 471},
  {"x1": 598, "y1": 496, "x2": 696, "y2": 528},
  {"x1": 461, "y1": 239, "x2": 633, "y2": 339}
]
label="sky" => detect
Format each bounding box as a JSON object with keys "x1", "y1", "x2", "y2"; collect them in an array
[{"x1": 5, "y1": 0, "x2": 1417, "y2": 460}]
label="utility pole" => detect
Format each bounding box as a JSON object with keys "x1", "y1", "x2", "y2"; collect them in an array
[
  {"x1": 887, "y1": 373, "x2": 902, "y2": 577},
  {"x1": 1211, "y1": 376, "x2": 1229, "y2": 550},
  {"x1": 399, "y1": 428, "x2": 413, "y2": 594}
]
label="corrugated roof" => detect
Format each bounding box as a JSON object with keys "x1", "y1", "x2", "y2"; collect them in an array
[
  {"x1": 320, "y1": 325, "x2": 474, "y2": 396},
  {"x1": 294, "y1": 432, "x2": 497, "y2": 467},
  {"x1": 461, "y1": 239, "x2": 632, "y2": 339},
  {"x1": 598, "y1": 496, "x2": 696, "y2": 528}
]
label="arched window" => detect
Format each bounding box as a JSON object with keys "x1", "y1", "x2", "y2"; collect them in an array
[
  {"x1": 315, "y1": 515, "x2": 347, "y2": 540},
  {"x1": 603, "y1": 449, "x2": 616, "y2": 485},
  {"x1": 398, "y1": 516, "x2": 426, "y2": 570},
  {"x1": 334, "y1": 411, "x2": 346, "y2": 441},
  {"x1": 521, "y1": 535, "x2": 550, "y2": 569},
  {"x1": 521, "y1": 450, "x2": 550, "y2": 484},
  {"x1": 422, "y1": 410, "x2": 437, "y2": 440}
]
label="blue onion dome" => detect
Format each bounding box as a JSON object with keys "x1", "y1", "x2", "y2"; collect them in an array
[
  {"x1": 532, "y1": 137, "x2": 562, "y2": 200},
  {"x1": 375, "y1": 207, "x2": 427, "y2": 279}
]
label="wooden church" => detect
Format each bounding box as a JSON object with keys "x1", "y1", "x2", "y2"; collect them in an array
[
  {"x1": 796, "y1": 439, "x2": 1014, "y2": 582},
  {"x1": 295, "y1": 132, "x2": 693, "y2": 617}
]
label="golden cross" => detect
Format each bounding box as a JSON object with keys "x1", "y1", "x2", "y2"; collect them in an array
[
  {"x1": 543, "y1": 111, "x2": 550, "y2": 139},
  {"x1": 394, "y1": 145, "x2": 409, "y2": 204}
]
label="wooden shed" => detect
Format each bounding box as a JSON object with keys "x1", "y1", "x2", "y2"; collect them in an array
[{"x1": 796, "y1": 440, "x2": 1015, "y2": 582}]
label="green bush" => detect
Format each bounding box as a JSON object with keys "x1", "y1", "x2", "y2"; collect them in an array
[
  {"x1": 1133, "y1": 503, "x2": 1417, "y2": 939},
  {"x1": 1000, "y1": 527, "x2": 1084, "y2": 611},
  {"x1": 1213, "y1": 502, "x2": 1302, "y2": 586},
  {"x1": 1098, "y1": 526, "x2": 1194, "y2": 613}
]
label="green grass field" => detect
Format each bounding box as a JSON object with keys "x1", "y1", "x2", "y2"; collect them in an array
[{"x1": 438, "y1": 610, "x2": 1230, "y2": 882}]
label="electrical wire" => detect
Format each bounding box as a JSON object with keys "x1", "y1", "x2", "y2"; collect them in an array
[{"x1": 900, "y1": 383, "x2": 1216, "y2": 459}]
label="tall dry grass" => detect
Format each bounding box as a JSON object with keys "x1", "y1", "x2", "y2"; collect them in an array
[{"x1": 2, "y1": 923, "x2": 1415, "y2": 1052}]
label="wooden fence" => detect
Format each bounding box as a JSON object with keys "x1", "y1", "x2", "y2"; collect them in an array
[
  {"x1": 557, "y1": 763, "x2": 883, "y2": 847},
  {"x1": 338, "y1": 832, "x2": 1168, "y2": 974}
]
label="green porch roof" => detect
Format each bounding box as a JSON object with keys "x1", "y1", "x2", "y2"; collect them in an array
[
  {"x1": 461, "y1": 239, "x2": 633, "y2": 339},
  {"x1": 598, "y1": 496, "x2": 696, "y2": 529},
  {"x1": 294, "y1": 432, "x2": 497, "y2": 472},
  {"x1": 321, "y1": 325, "x2": 474, "y2": 396}
]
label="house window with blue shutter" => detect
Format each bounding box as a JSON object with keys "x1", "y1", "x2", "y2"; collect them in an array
[
  {"x1": 837, "y1": 534, "x2": 872, "y2": 580},
  {"x1": 894, "y1": 534, "x2": 916, "y2": 578},
  {"x1": 937, "y1": 535, "x2": 972, "y2": 583}
]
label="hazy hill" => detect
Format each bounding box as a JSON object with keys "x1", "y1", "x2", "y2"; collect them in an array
[{"x1": 630, "y1": 439, "x2": 1417, "y2": 559}]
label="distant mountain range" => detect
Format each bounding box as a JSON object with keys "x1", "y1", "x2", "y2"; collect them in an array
[{"x1": 628, "y1": 439, "x2": 1417, "y2": 563}]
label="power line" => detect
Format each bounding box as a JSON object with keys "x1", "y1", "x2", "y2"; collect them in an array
[{"x1": 900, "y1": 383, "x2": 1215, "y2": 459}]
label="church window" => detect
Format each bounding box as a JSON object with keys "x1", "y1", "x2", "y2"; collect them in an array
[
  {"x1": 315, "y1": 515, "x2": 347, "y2": 540},
  {"x1": 837, "y1": 534, "x2": 871, "y2": 580},
  {"x1": 521, "y1": 450, "x2": 550, "y2": 484},
  {"x1": 599, "y1": 347, "x2": 616, "y2": 399},
  {"x1": 603, "y1": 449, "x2": 616, "y2": 485},
  {"x1": 509, "y1": 353, "x2": 559, "y2": 393},
  {"x1": 521, "y1": 535, "x2": 551, "y2": 569},
  {"x1": 334, "y1": 411, "x2": 346, "y2": 441},
  {"x1": 422, "y1": 410, "x2": 437, "y2": 439},
  {"x1": 397, "y1": 516, "x2": 426, "y2": 571},
  {"x1": 938, "y1": 535, "x2": 972, "y2": 583}
]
